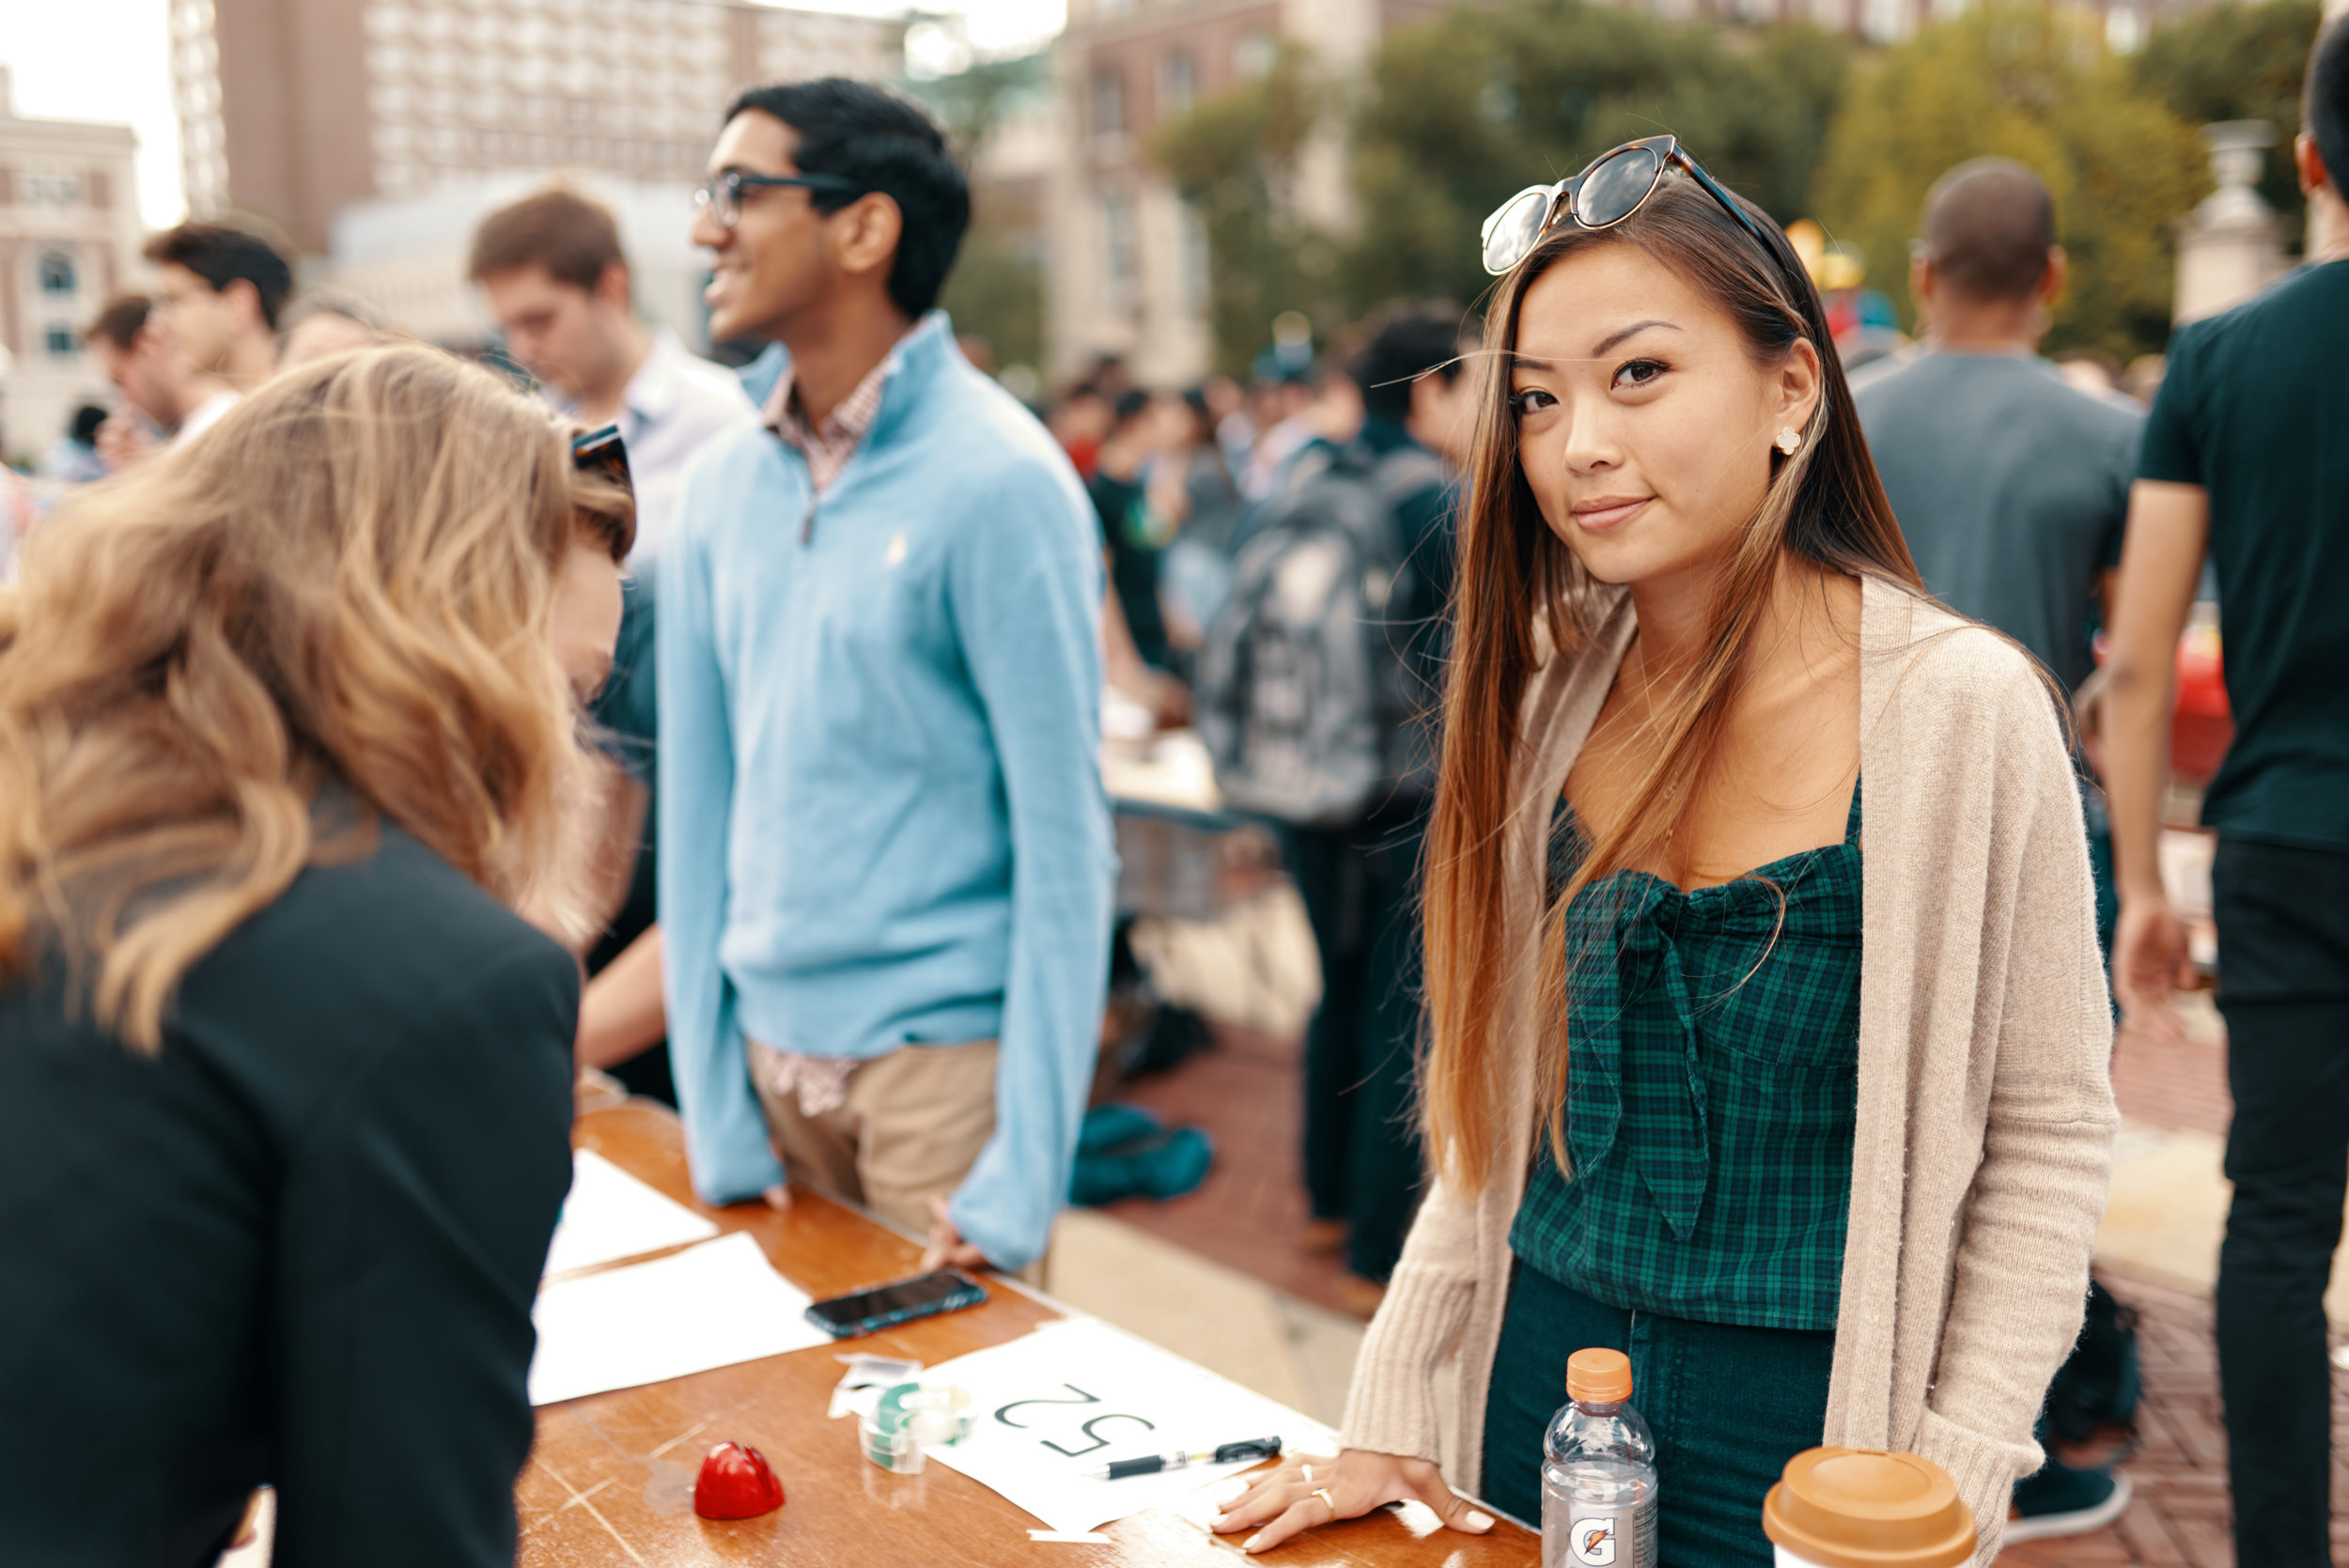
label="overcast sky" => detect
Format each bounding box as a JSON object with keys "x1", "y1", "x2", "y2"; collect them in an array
[{"x1": 0, "y1": 0, "x2": 1066, "y2": 231}]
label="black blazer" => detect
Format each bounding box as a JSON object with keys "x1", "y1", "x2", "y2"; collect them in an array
[{"x1": 0, "y1": 822, "x2": 578, "y2": 1567}]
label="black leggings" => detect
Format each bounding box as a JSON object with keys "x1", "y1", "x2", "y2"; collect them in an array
[{"x1": 2212, "y1": 835, "x2": 2349, "y2": 1568}]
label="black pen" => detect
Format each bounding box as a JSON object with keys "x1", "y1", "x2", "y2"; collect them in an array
[{"x1": 1081, "y1": 1436, "x2": 1283, "y2": 1480}]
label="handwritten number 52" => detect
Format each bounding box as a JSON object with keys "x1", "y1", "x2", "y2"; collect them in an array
[{"x1": 994, "y1": 1385, "x2": 1159, "y2": 1458}]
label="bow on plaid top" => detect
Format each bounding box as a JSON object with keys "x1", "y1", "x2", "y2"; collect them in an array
[{"x1": 1508, "y1": 783, "x2": 1863, "y2": 1330}]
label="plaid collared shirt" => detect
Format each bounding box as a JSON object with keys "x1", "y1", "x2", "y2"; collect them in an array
[
  {"x1": 1508, "y1": 783, "x2": 1864, "y2": 1331},
  {"x1": 763, "y1": 352, "x2": 892, "y2": 498}
]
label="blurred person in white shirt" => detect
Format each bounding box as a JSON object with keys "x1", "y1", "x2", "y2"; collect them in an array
[{"x1": 471, "y1": 187, "x2": 753, "y2": 562}]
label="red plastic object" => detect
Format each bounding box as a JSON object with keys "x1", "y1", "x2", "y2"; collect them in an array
[
  {"x1": 692, "y1": 1442, "x2": 786, "y2": 1520},
  {"x1": 2171, "y1": 624, "x2": 2233, "y2": 787}
]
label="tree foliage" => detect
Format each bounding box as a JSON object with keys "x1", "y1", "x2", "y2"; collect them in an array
[
  {"x1": 921, "y1": 51, "x2": 1051, "y2": 373},
  {"x1": 919, "y1": 53, "x2": 1050, "y2": 164},
  {"x1": 1814, "y1": 8, "x2": 2207, "y2": 362},
  {"x1": 940, "y1": 226, "x2": 1044, "y2": 373},
  {"x1": 2131, "y1": 0, "x2": 2323, "y2": 239},
  {"x1": 1340, "y1": 0, "x2": 1851, "y2": 316},
  {"x1": 1153, "y1": 45, "x2": 1338, "y2": 376}
]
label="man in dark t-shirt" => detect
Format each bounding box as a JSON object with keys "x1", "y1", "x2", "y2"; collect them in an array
[{"x1": 2103, "y1": 22, "x2": 2349, "y2": 1564}]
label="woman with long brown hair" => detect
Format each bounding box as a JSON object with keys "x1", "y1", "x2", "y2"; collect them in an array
[
  {"x1": 1215, "y1": 143, "x2": 2116, "y2": 1563},
  {"x1": 0, "y1": 345, "x2": 630, "y2": 1564}
]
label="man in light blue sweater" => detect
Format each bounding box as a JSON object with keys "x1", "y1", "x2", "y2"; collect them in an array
[{"x1": 660, "y1": 78, "x2": 1112, "y2": 1272}]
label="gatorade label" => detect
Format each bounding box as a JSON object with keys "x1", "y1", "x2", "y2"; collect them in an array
[{"x1": 1551, "y1": 1504, "x2": 1656, "y2": 1568}]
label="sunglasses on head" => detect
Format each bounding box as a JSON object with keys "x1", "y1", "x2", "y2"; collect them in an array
[
  {"x1": 571, "y1": 423, "x2": 633, "y2": 496},
  {"x1": 1479, "y1": 134, "x2": 1774, "y2": 275}
]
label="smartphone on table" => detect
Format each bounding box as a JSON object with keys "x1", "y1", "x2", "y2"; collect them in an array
[{"x1": 805, "y1": 1269, "x2": 988, "y2": 1339}]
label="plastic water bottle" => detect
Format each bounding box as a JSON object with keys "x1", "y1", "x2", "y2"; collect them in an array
[{"x1": 1541, "y1": 1347, "x2": 1658, "y2": 1568}]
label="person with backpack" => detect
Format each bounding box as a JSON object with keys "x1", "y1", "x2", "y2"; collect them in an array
[{"x1": 1199, "y1": 303, "x2": 1478, "y2": 1306}]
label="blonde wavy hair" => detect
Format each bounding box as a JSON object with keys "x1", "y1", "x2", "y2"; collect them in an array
[{"x1": 0, "y1": 345, "x2": 630, "y2": 1051}]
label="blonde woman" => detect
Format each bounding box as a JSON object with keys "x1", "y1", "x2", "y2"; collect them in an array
[
  {"x1": 1215, "y1": 143, "x2": 2116, "y2": 1563},
  {"x1": 0, "y1": 347, "x2": 629, "y2": 1564}
]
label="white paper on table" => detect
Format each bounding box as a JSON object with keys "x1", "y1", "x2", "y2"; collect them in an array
[
  {"x1": 529, "y1": 1231, "x2": 832, "y2": 1405},
  {"x1": 918, "y1": 1317, "x2": 1337, "y2": 1536},
  {"x1": 542, "y1": 1148, "x2": 721, "y2": 1278}
]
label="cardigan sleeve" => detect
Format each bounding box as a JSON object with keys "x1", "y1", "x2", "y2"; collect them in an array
[
  {"x1": 1339, "y1": 1171, "x2": 1484, "y2": 1462},
  {"x1": 1914, "y1": 670, "x2": 2120, "y2": 1561}
]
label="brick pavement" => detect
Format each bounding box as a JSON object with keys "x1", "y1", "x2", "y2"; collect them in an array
[
  {"x1": 1996, "y1": 1271, "x2": 2349, "y2": 1568},
  {"x1": 1094, "y1": 1005, "x2": 2337, "y2": 1566},
  {"x1": 2111, "y1": 1001, "x2": 2233, "y2": 1140},
  {"x1": 1096, "y1": 1020, "x2": 1361, "y2": 1319}
]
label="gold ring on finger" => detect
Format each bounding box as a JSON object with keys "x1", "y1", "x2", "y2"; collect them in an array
[{"x1": 1313, "y1": 1487, "x2": 1336, "y2": 1519}]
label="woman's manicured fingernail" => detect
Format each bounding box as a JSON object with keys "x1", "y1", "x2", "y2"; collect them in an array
[
  {"x1": 1467, "y1": 1511, "x2": 1494, "y2": 1530},
  {"x1": 1243, "y1": 1534, "x2": 1264, "y2": 1553}
]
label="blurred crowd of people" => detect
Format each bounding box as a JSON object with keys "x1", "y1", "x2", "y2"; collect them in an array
[{"x1": 2, "y1": 18, "x2": 2346, "y2": 1568}]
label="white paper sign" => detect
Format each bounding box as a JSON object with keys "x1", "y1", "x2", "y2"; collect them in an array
[
  {"x1": 542, "y1": 1147, "x2": 722, "y2": 1279},
  {"x1": 529, "y1": 1232, "x2": 832, "y2": 1405},
  {"x1": 918, "y1": 1318, "x2": 1336, "y2": 1536}
]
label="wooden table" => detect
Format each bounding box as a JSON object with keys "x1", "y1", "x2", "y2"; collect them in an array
[{"x1": 524, "y1": 1102, "x2": 1540, "y2": 1567}]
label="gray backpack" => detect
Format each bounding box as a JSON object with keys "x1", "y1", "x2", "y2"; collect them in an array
[{"x1": 1197, "y1": 442, "x2": 1447, "y2": 826}]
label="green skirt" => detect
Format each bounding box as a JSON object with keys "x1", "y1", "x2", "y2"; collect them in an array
[{"x1": 1481, "y1": 1261, "x2": 1835, "y2": 1567}]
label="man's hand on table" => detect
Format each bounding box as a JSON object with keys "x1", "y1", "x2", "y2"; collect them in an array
[
  {"x1": 921, "y1": 1194, "x2": 993, "y2": 1274},
  {"x1": 751, "y1": 1181, "x2": 994, "y2": 1271},
  {"x1": 1213, "y1": 1450, "x2": 1495, "y2": 1555}
]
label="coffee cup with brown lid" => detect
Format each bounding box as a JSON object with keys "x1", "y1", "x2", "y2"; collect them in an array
[{"x1": 1762, "y1": 1447, "x2": 1976, "y2": 1568}]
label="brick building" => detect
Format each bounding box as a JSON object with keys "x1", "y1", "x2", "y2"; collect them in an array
[
  {"x1": 170, "y1": 0, "x2": 907, "y2": 256},
  {"x1": 1045, "y1": 0, "x2": 1439, "y2": 385},
  {"x1": 0, "y1": 68, "x2": 142, "y2": 464}
]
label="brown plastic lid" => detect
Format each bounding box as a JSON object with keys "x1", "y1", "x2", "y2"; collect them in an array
[
  {"x1": 1761, "y1": 1448, "x2": 1975, "y2": 1568},
  {"x1": 1565, "y1": 1347, "x2": 1632, "y2": 1404}
]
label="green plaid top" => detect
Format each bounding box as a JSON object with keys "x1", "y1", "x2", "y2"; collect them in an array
[{"x1": 1508, "y1": 784, "x2": 1862, "y2": 1329}]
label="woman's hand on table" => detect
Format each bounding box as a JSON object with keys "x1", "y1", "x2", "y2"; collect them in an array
[{"x1": 1211, "y1": 1449, "x2": 1495, "y2": 1555}]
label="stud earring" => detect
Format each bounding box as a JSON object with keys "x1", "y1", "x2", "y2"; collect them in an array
[{"x1": 1775, "y1": 427, "x2": 1803, "y2": 456}]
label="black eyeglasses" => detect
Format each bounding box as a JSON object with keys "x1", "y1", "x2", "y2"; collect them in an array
[
  {"x1": 1479, "y1": 134, "x2": 1771, "y2": 275},
  {"x1": 571, "y1": 423, "x2": 632, "y2": 496},
  {"x1": 692, "y1": 169, "x2": 863, "y2": 230}
]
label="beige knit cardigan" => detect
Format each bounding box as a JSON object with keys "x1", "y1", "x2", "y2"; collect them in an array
[{"x1": 1338, "y1": 574, "x2": 2119, "y2": 1564}]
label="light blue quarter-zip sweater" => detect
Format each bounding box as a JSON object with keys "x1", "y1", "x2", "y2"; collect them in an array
[{"x1": 657, "y1": 313, "x2": 1113, "y2": 1269}]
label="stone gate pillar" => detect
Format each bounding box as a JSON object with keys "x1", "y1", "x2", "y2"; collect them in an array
[{"x1": 2174, "y1": 121, "x2": 2286, "y2": 324}]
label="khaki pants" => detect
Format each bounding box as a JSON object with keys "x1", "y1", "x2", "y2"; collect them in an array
[{"x1": 750, "y1": 1040, "x2": 998, "y2": 1237}]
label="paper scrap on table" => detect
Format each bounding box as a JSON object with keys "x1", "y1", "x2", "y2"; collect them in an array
[
  {"x1": 542, "y1": 1147, "x2": 720, "y2": 1278},
  {"x1": 529, "y1": 1232, "x2": 830, "y2": 1405},
  {"x1": 831, "y1": 1353, "x2": 924, "y2": 1419},
  {"x1": 1030, "y1": 1530, "x2": 1114, "y2": 1544},
  {"x1": 917, "y1": 1317, "x2": 1336, "y2": 1536}
]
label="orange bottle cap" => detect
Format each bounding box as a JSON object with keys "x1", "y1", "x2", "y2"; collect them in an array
[
  {"x1": 1761, "y1": 1448, "x2": 1975, "y2": 1568},
  {"x1": 1565, "y1": 1347, "x2": 1633, "y2": 1404}
]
